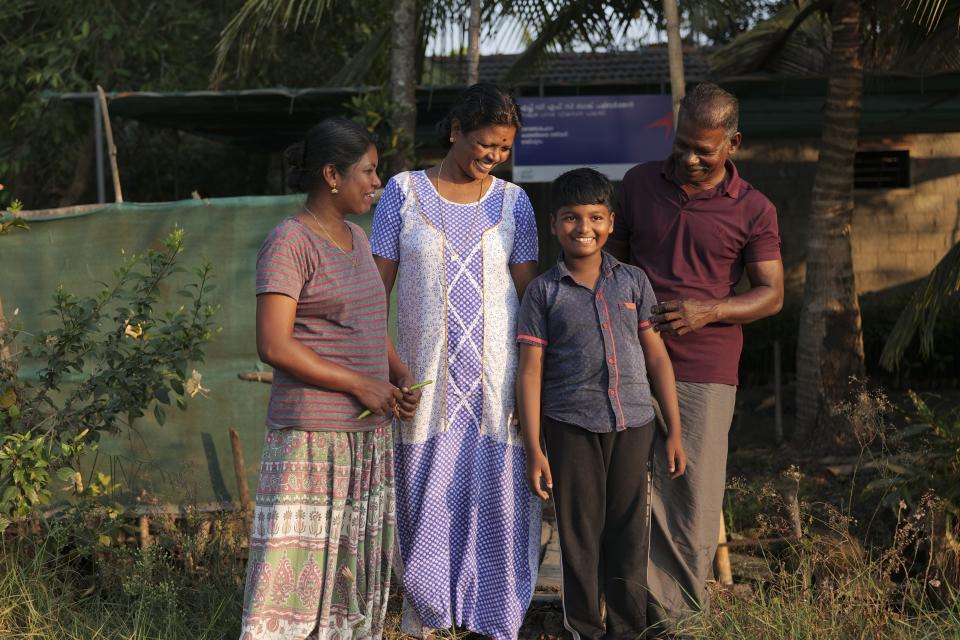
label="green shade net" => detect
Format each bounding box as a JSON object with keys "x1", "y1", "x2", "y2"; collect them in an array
[{"x1": 2, "y1": 195, "x2": 376, "y2": 506}]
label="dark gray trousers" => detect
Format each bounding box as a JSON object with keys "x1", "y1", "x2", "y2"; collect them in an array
[
  {"x1": 543, "y1": 416, "x2": 655, "y2": 640},
  {"x1": 647, "y1": 382, "x2": 737, "y2": 635}
]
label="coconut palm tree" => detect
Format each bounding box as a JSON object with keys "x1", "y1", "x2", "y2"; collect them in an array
[
  {"x1": 712, "y1": 0, "x2": 960, "y2": 443},
  {"x1": 389, "y1": 0, "x2": 417, "y2": 174},
  {"x1": 662, "y1": 0, "x2": 686, "y2": 121},
  {"x1": 794, "y1": 0, "x2": 865, "y2": 444},
  {"x1": 881, "y1": 0, "x2": 960, "y2": 369},
  {"x1": 467, "y1": 0, "x2": 482, "y2": 84},
  {"x1": 881, "y1": 240, "x2": 960, "y2": 370},
  {"x1": 213, "y1": 1, "x2": 750, "y2": 172}
]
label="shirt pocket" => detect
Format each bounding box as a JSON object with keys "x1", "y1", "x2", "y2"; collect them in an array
[{"x1": 619, "y1": 301, "x2": 639, "y2": 332}]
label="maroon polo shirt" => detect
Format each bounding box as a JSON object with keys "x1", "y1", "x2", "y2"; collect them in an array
[{"x1": 610, "y1": 158, "x2": 781, "y2": 385}]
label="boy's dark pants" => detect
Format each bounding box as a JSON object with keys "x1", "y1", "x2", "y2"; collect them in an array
[{"x1": 543, "y1": 416, "x2": 655, "y2": 640}]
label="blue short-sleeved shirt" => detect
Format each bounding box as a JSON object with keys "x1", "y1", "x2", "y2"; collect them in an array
[{"x1": 517, "y1": 252, "x2": 659, "y2": 433}]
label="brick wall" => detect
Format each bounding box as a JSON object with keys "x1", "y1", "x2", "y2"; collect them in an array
[{"x1": 735, "y1": 132, "x2": 960, "y2": 297}]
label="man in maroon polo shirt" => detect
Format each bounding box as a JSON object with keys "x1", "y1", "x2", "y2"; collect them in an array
[{"x1": 607, "y1": 83, "x2": 784, "y2": 633}]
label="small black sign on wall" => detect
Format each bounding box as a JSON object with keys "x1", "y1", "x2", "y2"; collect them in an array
[{"x1": 854, "y1": 150, "x2": 910, "y2": 189}]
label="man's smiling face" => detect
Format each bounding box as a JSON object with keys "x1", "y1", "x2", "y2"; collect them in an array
[{"x1": 671, "y1": 118, "x2": 741, "y2": 190}]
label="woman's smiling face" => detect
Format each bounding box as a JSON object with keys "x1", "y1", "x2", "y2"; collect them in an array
[
  {"x1": 334, "y1": 144, "x2": 381, "y2": 214},
  {"x1": 449, "y1": 122, "x2": 517, "y2": 181}
]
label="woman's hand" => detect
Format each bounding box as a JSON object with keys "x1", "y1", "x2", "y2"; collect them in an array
[
  {"x1": 354, "y1": 375, "x2": 404, "y2": 417},
  {"x1": 525, "y1": 449, "x2": 553, "y2": 500},
  {"x1": 665, "y1": 434, "x2": 687, "y2": 480},
  {"x1": 394, "y1": 373, "x2": 423, "y2": 422}
]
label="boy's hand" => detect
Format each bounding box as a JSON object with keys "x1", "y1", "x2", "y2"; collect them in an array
[
  {"x1": 526, "y1": 450, "x2": 553, "y2": 501},
  {"x1": 665, "y1": 434, "x2": 687, "y2": 479}
]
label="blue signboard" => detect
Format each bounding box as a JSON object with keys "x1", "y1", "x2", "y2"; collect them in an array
[{"x1": 513, "y1": 95, "x2": 674, "y2": 182}]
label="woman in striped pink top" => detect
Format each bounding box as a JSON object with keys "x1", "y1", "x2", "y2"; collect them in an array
[{"x1": 239, "y1": 118, "x2": 421, "y2": 640}]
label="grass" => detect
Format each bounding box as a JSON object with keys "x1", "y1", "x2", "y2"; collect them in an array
[
  {"x1": 2, "y1": 519, "x2": 957, "y2": 640},
  {"x1": 683, "y1": 584, "x2": 960, "y2": 639},
  {"x1": 677, "y1": 525, "x2": 960, "y2": 639},
  {"x1": 0, "y1": 510, "x2": 245, "y2": 640},
  {"x1": 2, "y1": 382, "x2": 959, "y2": 640},
  {"x1": 677, "y1": 532, "x2": 960, "y2": 640},
  {"x1": 0, "y1": 544, "x2": 243, "y2": 639}
]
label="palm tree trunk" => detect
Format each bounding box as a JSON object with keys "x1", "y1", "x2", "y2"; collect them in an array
[
  {"x1": 794, "y1": 0, "x2": 865, "y2": 444},
  {"x1": 389, "y1": 0, "x2": 417, "y2": 175},
  {"x1": 661, "y1": 0, "x2": 685, "y2": 125},
  {"x1": 466, "y1": 0, "x2": 481, "y2": 85}
]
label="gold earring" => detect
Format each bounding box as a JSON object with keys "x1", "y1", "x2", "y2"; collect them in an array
[{"x1": 330, "y1": 183, "x2": 338, "y2": 194}]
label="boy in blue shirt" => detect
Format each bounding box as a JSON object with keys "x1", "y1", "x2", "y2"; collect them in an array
[{"x1": 516, "y1": 168, "x2": 686, "y2": 639}]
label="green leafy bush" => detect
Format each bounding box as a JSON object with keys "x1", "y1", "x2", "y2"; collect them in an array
[
  {"x1": 345, "y1": 88, "x2": 418, "y2": 177},
  {"x1": 0, "y1": 198, "x2": 27, "y2": 236},
  {"x1": 867, "y1": 391, "x2": 960, "y2": 519},
  {"x1": 0, "y1": 227, "x2": 216, "y2": 529}
]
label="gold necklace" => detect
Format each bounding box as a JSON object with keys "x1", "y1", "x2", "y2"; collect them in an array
[
  {"x1": 434, "y1": 159, "x2": 487, "y2": 258},
  {"x1": 302, "y1": 203, "x2": 357, "y2": 268}
]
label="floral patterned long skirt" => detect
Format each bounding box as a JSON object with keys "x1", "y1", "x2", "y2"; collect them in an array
[{"x1": 239, "y1": 426, "x2": 395, "y2": 640}]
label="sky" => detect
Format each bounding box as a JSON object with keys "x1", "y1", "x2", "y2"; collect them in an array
[{"x1": 426, "y1": 10, "x2": 667, "y2": 57}]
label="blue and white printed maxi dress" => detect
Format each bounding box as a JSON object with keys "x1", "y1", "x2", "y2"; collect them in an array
[{"x1": 370, "y1": 170, "x2": 542, "y2": 640}]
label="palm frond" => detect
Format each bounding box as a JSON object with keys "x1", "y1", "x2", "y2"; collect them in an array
[
  {"x1": 498, "y1": 0, "x2": 646, "y2": 83},
  {"x1": 901, "y1": 0, "x2": 955, "y2": 32},
  {"x1": 710, "y1": 0, "x2": 832, "y2": 77},
  {"x1": 212, "y1": 0, "x2": 336, "y2": 83},
  {"x1": 891, "y1": 0, "x2": 960, "y2": 71},
  {"x1": 326, "y1": 24, "x2": 390, "y2": 87},
  {"x1": 685, "y1": 0, "x2": 785, "y2": 45},
  {"x1": 881, "y1": 240, "x2": 960, "y2": 370}
]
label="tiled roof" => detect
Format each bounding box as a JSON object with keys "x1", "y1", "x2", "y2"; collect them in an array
[{"x1": 424, "y1": 48, "x2": 711, "y2": 87}]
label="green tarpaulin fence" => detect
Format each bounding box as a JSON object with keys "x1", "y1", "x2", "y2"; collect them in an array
[{"x1": 3, "y1": 195, "x2": 376, "y2": 505}]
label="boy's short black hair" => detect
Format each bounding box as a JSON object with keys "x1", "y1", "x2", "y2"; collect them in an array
[{"x1": 550, "y1": 168, "x2": 615, "y2": 216}]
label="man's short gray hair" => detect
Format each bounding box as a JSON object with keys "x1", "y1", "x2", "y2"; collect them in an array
[{"x1": 678, "y1": 83, "x2": 739, "y2": 136}]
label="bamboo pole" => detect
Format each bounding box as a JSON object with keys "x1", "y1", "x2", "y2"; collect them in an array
[
  {"x1": 774, "y1": 339, "x2": 784, "y2": 444},
  {"x1": 93, "y1": 95, "x2": 105, "y2": 203},
  {"x1": 138, "y1": 514, "x2": 151, "y2": 548},
  {"x1": 95, "y1": 85, "x2": 123, "y2": 203},
  {"x1": 237, "y1": 371, "x2": 273, "y2": 384},
  {"x1": 718, "y1": 536, "x2": 798, "y2": 549},
  {"x1": 0, "y1": 296, "x2": 9, "y2": 363},
  {"x1": 714, "y1": 512, "x2": 734, "y2": 586},
  {"x1": 19, "y1": 203, "x2": 105, "y2": 220},
  {"x1": 229, "y1": 428, "x2": 252, "y2": 528},
  {"x1": 779, "y1": 476, "x2": 804, "y2": 540},
  {"x1": 42, "y1": 501, "x2": 237, "y2": 520}
]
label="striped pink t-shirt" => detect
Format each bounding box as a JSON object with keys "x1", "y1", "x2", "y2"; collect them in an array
[{"x1": 256, "y1": 216, "x2": 390, "y2": 431}]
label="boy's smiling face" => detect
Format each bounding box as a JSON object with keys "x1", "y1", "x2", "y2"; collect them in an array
[{"x1": 551, "y1": 203, "x2": 614, "y2": 260}]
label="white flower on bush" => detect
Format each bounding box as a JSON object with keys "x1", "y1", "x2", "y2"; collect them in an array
[{"x1": 185, "y1": 369, "x2": 210, "y2": 398}]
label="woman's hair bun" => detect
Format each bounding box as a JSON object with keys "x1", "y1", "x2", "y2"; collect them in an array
[{"x1": 284, "y1": 119, "x2": 376, "y2": 193}]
